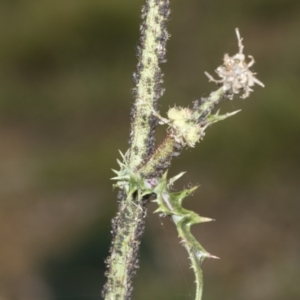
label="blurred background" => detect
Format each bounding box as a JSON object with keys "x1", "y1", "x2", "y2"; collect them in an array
[{"x1": 0, "y1": 0, "x2": 299, "y2": 299}]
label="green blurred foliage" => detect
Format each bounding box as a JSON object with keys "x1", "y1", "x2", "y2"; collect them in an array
[{"x1": 0, "y1": 0, "x2": 299, "y2": 299}]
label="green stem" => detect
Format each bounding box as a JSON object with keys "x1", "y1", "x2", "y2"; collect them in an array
[
  {"x1": 185, "y1": 243, "x2": 203, "y2": 300},
  {"x1": 153, "y1": 174, "x2": 215, "y2": 300},
  {"x1": 174, "y1": 216, "x2": 206, "y2": 300}
]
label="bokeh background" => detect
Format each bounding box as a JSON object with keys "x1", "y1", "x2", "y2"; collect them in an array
[{"x1": 0, "y1": 0, "x2": 300, "y2": 299}]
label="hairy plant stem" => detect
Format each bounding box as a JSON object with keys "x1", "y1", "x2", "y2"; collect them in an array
[
  {"x1": 103, "y1": 1, "x2": 170, "y2": 299},
  {"x1": 129, "y1": 0, "x2": 170, "y2": 169},
  {"x1": 102, "y1": 194, "x2": 147, "y2": 300}
]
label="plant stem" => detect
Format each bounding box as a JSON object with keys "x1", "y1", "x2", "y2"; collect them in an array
[
  {"x1": 102, "y1": 194, "x2": 147, "y2": 300},
  {"x1": 129, "y1": 0, "x2": 170, "y2": 169},
  {"x1": 103, "y1": 1, "x2": 170, "y2": 299}
]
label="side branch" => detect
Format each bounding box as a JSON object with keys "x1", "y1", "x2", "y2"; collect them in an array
[{"x1": 138, "y1": 87, "x2": 234, "y2": 178}]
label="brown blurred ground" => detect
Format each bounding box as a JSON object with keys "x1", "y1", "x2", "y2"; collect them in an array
[{"x1": 0, "y1": 0, "x2": 299, "y2": 299}]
